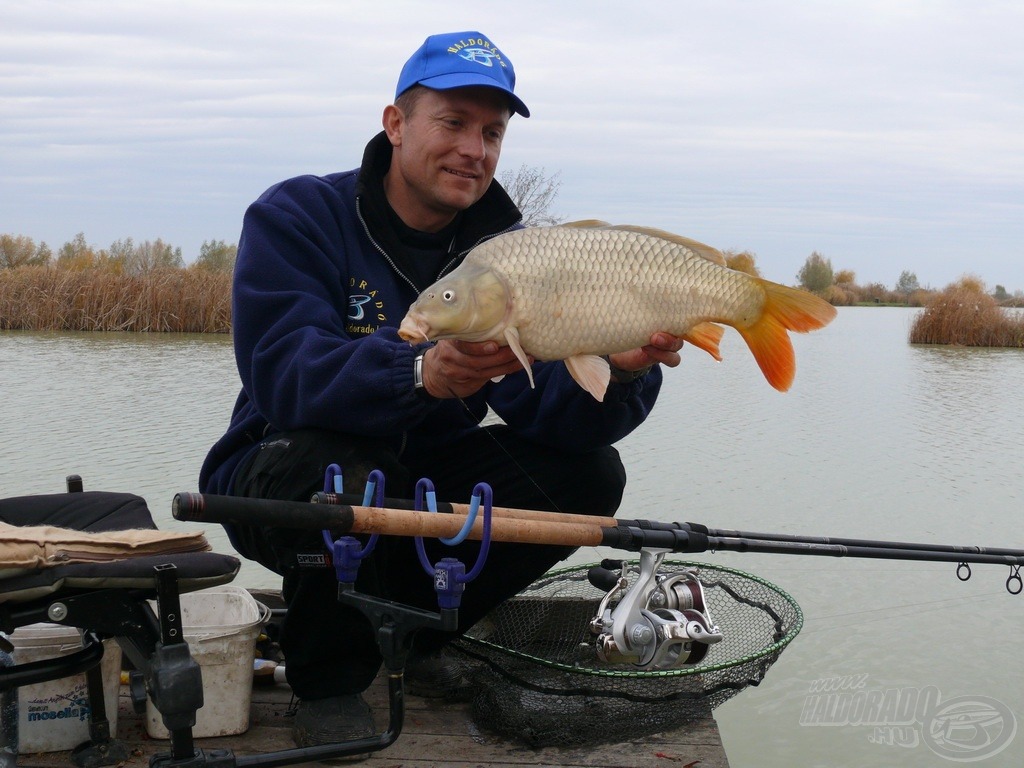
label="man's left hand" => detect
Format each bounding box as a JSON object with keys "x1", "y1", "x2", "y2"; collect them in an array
[{"x1": 607, "y1": 332, "x2": 685, "y2": 375}]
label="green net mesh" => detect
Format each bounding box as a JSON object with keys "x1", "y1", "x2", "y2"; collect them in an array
[{"x1": 454, "y1": 559, "x2": 802, "y2": 747}]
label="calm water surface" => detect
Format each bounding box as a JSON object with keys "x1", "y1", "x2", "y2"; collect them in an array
[{"x1": 2, "y1": 309, "x2": 1023, "y2": 766}]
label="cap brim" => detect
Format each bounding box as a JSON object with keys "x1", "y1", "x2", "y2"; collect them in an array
[{"x1": 417, "y1": 73, "x2": 530, "y2": 118}]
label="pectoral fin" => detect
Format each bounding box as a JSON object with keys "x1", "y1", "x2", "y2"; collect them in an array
[
  {"x1": 503, "y1": 326, "x2": 535, "y2": 388},
  {"x1": 564, "y1": 354, "x2": 610, "y2": 402}
]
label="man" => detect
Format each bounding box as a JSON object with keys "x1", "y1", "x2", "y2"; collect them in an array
[{"x1": 199, "y1": 31, "x2": 683, "y2": 749}]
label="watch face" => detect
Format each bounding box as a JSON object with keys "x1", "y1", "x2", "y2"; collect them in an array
[{"x1": 414, "y1": 353, "x2": 426, "y2": 389}]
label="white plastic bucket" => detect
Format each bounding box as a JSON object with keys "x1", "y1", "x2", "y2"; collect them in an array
[
  {"x1": 145, "y1": 585, "x2": 269, "y2": 739},
  {"x1": 9, "y1": 623, "x2": 122, "y2": 753}
]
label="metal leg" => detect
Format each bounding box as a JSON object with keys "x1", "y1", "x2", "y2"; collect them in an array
[
  {"x1": 0, "y1": 648, "x2": 17, "y2": 768},
  {"x1": 69, "y1": 657, "x2": 130, "y2": 768}
]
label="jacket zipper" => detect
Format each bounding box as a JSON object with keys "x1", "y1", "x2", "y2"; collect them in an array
[
  {"x1": 354, "y1": 197, "x2": 521, "y2": 287},
  {"x1": 355, "y1": 198, "x2": 419, "y2": 294}
]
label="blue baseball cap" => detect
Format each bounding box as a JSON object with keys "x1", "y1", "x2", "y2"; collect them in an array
[{"x1": 395, "y1": 31, "x2": 530, "y2": 118}]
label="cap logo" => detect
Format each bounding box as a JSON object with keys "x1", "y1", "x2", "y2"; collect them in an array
[
  {"x1": 446, "y1": 37, "x2": 508, "y2": 70},
  {"x1": 458, "y1": 48, "x2": 499, "y2": 67}
]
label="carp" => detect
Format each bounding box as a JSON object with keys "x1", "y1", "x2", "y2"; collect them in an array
[{"x1": 398, "y1": 223, "x2": 837, "y2": 401}]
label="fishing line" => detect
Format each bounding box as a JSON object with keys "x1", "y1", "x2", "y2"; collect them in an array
[
  {"x1": 448, "y1": 387, "x2": 565, "y2": 515},
  {"x1": 800, "y1": 590, "x2": 1006, "y2": 635}
]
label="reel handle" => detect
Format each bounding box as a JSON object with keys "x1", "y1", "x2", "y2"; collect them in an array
[{"x1": 587, "y1": 559, "x2": 625, "y2": 591}]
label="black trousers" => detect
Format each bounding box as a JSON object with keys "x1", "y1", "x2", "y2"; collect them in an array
[{"x1": 230, "y1": 426, "x2": 626, "y2": 699}]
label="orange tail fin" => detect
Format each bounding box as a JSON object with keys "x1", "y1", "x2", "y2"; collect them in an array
[{"x1": 736, "y1": 281, "x2": 837, "y2": 391}]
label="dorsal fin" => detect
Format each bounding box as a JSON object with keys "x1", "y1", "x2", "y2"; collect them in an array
[
  {"x1": 608, "y1": 226, "x2": 726, "y2": 266},
  {"x1": 562, "y1": 219, "x2": 613, "y2": 228},
  {"x1": 559, "y1": 222, "x2": 726, "y2": 266}
]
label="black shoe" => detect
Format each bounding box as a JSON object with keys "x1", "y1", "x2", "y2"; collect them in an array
[
  {"x1": 293, "y1": 694, "x2": 376, "y2": 762},
  {"x1": 404, "y1": 647, "x2": 474, "y2": 701}
]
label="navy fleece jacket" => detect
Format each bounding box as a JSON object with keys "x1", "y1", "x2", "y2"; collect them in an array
[{"x1": 199, "y1": 134, "x2": 662, "y2": 495}]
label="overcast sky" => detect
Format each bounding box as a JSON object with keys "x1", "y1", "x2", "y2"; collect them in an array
[{"x1": 4, "y1": 0, "x2": 1022, "y2": 290}]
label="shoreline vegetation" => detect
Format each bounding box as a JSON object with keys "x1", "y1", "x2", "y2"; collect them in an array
[
  {"x1": 908, "y1": 277, "x2": 1024, "y2": 347},
  {"x1": 2, "y1": 233, "x2": 1023, "y2": 346},
  {"x1": 0, "y1": 266, "x2": 231, "y2": 333},
  {"x1": 3, "y1": 266, "x2": 1022, "y2": 348}
]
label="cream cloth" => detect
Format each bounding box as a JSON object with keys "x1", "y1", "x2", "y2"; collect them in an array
[{"x1": 0, "y1": 522, "x2": 210, "y2": 569}]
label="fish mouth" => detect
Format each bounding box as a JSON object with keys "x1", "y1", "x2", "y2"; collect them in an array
[{"x1": 398, "y1": 315, "x2": 430, "y2": 343}]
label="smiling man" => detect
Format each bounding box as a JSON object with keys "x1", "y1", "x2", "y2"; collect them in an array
[
  {"x1": 383, "y1": 85, "x2": 513, "y2": 231},
  {"x1": 200, "y1": 31, "x2": 678, "y2": 756}
]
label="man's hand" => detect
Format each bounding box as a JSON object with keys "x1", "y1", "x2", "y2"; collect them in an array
[
  {"x1": 607, "y1": 332, "x2": 685, "y2": 376},
  {"x1": 420, "y1": 339, "x2": 531, "y2": 399}
]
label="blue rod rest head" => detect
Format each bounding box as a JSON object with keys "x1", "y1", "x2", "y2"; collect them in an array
[
  {"x1": 433, "y1": 557, "x2": 467, "y2": 610},
  {"x1": 333, "y1": 536, "x2": 367, "y2": 584}
]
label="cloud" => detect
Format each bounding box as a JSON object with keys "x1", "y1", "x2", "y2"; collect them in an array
[{"x1": 2, "y1": 0, "x2": 1022, "y2": 289}]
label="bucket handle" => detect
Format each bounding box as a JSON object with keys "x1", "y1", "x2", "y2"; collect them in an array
[{"x1": 256, "y1": 600, "x2": 272, "y2": 627}]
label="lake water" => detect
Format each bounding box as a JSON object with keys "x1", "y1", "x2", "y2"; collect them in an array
[{"x1": 2, "y1": 308, "x2": 1023, "y2": 766}]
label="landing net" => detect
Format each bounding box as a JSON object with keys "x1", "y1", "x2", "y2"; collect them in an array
[{"x1": 454, "y1": 560, "x2": 802, "y2": 747}]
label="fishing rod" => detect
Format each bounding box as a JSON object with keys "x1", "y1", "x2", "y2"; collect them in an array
[
  {"x1": 311, "y1": 491, "x2": 1024, "y2": 560},
  {"x1": 173, "y1": 492, "x2": 1024, "y2": 591}
]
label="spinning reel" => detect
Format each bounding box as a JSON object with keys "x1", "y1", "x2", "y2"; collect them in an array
[{"x1": 588, "y1": 548, "x2": 723, "y2": 671}]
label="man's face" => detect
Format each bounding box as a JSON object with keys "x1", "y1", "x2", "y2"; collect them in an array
[{"x1": 384, "y1": 86, "x2": 511, "y2": 232}]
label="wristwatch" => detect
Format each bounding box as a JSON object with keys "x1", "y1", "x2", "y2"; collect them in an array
[
  {"x1": 413, "y1": 352, "x2": 430, "y2": 398},
  {"x1": 605, "y1": 356, "x2": 653, "y2": 383}
]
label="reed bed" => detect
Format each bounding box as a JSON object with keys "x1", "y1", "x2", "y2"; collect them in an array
[
  {"x1": 909, "y1": 281, "x2": 1024, "y2": 347},
  {"x1": 0, "y1": 267, "x2": 231, "y2": 333}
]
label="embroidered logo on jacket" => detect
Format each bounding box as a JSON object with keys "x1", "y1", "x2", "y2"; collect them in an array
[{"x1": 347, "y1": 278, "x2": 387, "y2": 337}]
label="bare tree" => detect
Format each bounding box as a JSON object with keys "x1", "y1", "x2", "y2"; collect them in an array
[
  {"x1": 126, "y1": 239, "x2": 184, "y2": 274},
  {"x1": 194, "y1": 240, "x2": 238, "y2": 273},
  {"x1": 57, "y1": 233, "x2": 98, "y2": 269},
  {"x1": 0, "y1": 234, "x2": 49, "y2": 268},
  {"x1": 105, "y1": 237, "x2": 136, "y2": 272},
  {"x1": 498, "y1": 164, "x2": 564, "y2": 226},
  {"x1": 722, "y1": 249, "x2": 762, "y2": 277},
  {"x1": 895, "y1": 270, "x2": 920, "y2": 296},
  {"x1": 797, "y1": 251, "x2": 834, "y2": 294}
]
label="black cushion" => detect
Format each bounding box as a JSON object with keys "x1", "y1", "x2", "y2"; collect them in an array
[{"x1": 0, "y1": 491, "x2": 156, "y2": 531}]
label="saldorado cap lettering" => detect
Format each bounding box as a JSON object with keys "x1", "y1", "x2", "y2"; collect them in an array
[{"x1": 395, "y1": 31, "x2": 530, "y2": 118}]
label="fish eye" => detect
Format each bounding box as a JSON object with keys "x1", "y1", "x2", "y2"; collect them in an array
[{"x1": 442, "y1": 289, "x2": 456, "y2": 303}]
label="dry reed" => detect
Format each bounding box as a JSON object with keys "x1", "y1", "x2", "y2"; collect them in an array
[
  {"x1": 909, "y1": 281, "x2": 1024, "y2": 347},
  {"x1": 0, "y1": 267, "x2": 231, "y2": 333}
]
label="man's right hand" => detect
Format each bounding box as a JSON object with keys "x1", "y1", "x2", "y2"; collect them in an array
[{"x1": 420, "y1": 339, "x2": 531, "y2": 399}]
